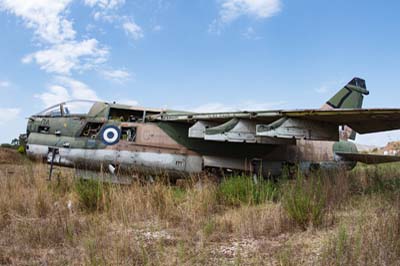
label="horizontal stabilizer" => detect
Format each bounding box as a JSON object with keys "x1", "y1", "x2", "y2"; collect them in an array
[{"x1": 336, "y1": 152, "x2": 400, "y2": 164}]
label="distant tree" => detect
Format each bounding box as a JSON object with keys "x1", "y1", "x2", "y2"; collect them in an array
[
  {"x1": 1, "y1": 144, "x2": 12, "y2": 148},
  {"x1": 18, "y1": 134, "x2": 27, "y2": 154},
  {"x1": 11, "y1": 138, "x2": 19, "y2": 147}
]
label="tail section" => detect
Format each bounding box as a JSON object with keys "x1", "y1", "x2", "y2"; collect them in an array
[
  {"x1": 322, "y1": 77, "x2": 369, "y2": 110},
  {"x1": 322, "y1": 78, "x2": 370, "y2": 140}
]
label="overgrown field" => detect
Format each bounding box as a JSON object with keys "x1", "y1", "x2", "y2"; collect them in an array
[{"x1": 1, "y1": 148, "x2": 400, "y2": 265}]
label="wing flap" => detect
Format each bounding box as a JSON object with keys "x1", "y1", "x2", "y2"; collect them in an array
[{"x1": 336, "y1": 152, "x2": 400, "y2": 164}]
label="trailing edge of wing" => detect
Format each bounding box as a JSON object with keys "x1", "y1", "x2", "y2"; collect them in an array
[{"x1": 336, "y1": 152, "x2": 400, "y2": 164}]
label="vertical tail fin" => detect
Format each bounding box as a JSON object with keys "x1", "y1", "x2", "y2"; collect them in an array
[
  {"x1": 322, "y1": 78, "x2": 369, "y2": 140},
  {"x1": 322, "y1": 77, "x2": 369, "y2": 110}
]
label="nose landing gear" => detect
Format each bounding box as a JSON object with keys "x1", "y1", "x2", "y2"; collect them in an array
[{"x1": 47, "y1": 148, "x2": 59, "y2": 181}]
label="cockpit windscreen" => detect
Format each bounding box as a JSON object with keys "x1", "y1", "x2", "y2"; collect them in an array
[{"x1": 35, "y1": 100, "x2": 96, "y2": 117}]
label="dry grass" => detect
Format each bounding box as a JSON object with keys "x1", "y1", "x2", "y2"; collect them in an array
[
  {"x1": 1, "y1": 148, "x2": 400, "y2": 265},
  {"x1": 320, "y1": 195, "x2": 400, "y2": 265},
  {"x1": 0, "y1": 148, "x2": 25, "y2": 165}
]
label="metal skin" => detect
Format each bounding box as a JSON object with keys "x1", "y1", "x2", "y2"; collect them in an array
[{"x1": 25, "y1": 78, "x2": 400, "y2": 180}]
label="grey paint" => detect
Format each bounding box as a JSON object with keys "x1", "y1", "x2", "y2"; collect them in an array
[{"x1": 27, "y1": 144, "x2": 203, "y2": 175}]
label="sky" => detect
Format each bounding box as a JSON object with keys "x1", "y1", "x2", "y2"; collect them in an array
[{"x1": 0, "y1": 0, "x2": 400, "y2": 146}]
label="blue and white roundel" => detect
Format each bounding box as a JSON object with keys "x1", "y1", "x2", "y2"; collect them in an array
[{"x1": 101, "y1": 125, "x2": 121, "y2": 145}]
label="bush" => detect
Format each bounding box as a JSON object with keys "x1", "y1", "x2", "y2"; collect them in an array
[
  {"x1": 350, "y1": 163, "x2": 400, "y2": 196},
  {"x1": 74, "y1": 179, "x2": 106, "y2": 212},
  {"x1": 281, "y1": 172, "x2": 326, "y2": 230},
  {"x1": 366, "y1": 177, "x2": 400, "y2": 195},
  {"x1": 0, "y1": 144, "x2": 13, "y2": 149},
  {"x1": 217, "y1": 175, "x2": 279, "y2": 206},
  {"x1": 17, "y1": 145, "x2": 25, "y2": 154}
]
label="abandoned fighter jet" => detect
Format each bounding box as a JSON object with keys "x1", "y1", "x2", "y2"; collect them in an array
[{"x1": 25, "y1": 78, "x2": 400, "y2": 180}]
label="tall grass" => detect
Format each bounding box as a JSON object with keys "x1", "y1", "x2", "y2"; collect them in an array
[
  {"x1": 2, "y1": 147, "x2": 400, "y2": 265},
  {"x1": 281, "y1": 172, "x2": 327, "y2": 230},
  {"x1": 74, "y1": 179, "x2": 107, "y2": 212},
  {"x1": 217, "y1": 175, "x2": 279, "y2": 206},
  {"x1": 350, "y1": 163, "x2": 400, "y2": 195}
]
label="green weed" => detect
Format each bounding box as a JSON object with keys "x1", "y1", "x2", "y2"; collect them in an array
[
  {"x1": 74, "y1": 179, "x2": 106, "y2": 212},
  {"x1": 217, "y1": 175, "x2": 279, "y2": 206},
  {"x1": 281, "y1": 172, "x2": 326, "y2": 230}
]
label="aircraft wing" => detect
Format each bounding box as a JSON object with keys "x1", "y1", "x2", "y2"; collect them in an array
[
  {"x1": 336, "y1": 152, "x2": 400, "y2": 164},
  {"x1": 279, "y1": 109, "x2": 400, "y2": 134},
  {"x1": 151, "y1": 108, "x2": 400, "y2": 143}
]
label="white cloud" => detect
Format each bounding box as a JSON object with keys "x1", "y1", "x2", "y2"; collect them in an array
[
  {"x1": 85, "y1": 0, "x2": 125, "y2": 22},
  {"x1": 1, "y1": 0, "x2": 140, "y2": 77},
  {"x1": 36, "y1": 76, "x2": 139, "y2": 110},
  {"x1": 0, "y1": 1, "x2": 112, "y2": 76},
  {"x1": 23, "y1": 39, "x2": 109, "y2": 74},
  {"x1": 83, "y1": 0, "x2": 144, "y2": 43},
  {"x1": 0, "y1": 80, "x2": 10, "y2": 88},
  {"x1": 117, "y1": 99, "x2": 139, "y2": 106},
  {"x1": 93, "y1": 12, "x2": 118, "y2": 22},
  {"x1": 191, "y1": 103, "x2": 233, "y2": 113},
  {"x1": 0, "y1": 108, "x2": 20, "y2": 125},
  {"x1": 187, "y1": 100, "x2": 286, "y2": 113},
  {"x1": 315, "y1": 86, "x2": 329, "y2": 94},
  {"x1": 101, "y1": 69, "x2": 131, "y2": 82},
  {"x1": 57, "y1": 76, "x2": 100, "y2": 100},
  {"x1": 242, "y1": 26, "x2": 261, "y2": 40},
  {"x1": 123, "y1": 21, "x2": 144, "y2": 40},
  {"x1": 314, "y1": 79, "x2": 346, "y2": 95},
  {"x1": 0, "y1": 0, "x2": 75, "y2": 44},
  {"x1": 35, "y1": 85, "x2": 70, "y2": 107},
  {"x1": 211, "y1": 0, "x2": 281, "y2": 32},
  {"x1": 153, "y1": 25, "x2": 162, "y2": 32},
  {"x1": 220, "y1": 0, "x2": 281, "y2": 23},
  {"x1": 84, "y1": 0, "x2": 125, "y2": 10},
  {"x1": 36, "y1": 77, "x2": 100, "y2": 107}
]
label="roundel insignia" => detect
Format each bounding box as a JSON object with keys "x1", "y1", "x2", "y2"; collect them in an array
[{"x1": 101, "y1": 125, "x2": 121, "y2": 145}]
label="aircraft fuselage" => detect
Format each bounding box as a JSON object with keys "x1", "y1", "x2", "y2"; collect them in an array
[{"x1": 26, "y1": 111, "x2": 356, "y2": 178}]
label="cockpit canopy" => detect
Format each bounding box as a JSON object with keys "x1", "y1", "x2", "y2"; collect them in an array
[
  {"x1": 35, "y1": 100, "x2": 97, "y2": 117},
  {"x1": 34, "y1": 100, "x2": 163, "y2": 121}
]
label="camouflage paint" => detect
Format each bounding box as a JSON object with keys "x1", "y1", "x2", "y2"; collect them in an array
[{"x1": 25, "y1": 78, "x2": 400, "y2": 179}]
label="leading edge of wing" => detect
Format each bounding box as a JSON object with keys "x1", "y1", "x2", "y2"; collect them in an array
[
  {"x1": 281, "y1": 108, "x2": 400, "y2": 118},
  {"x1": 150, "y1": 110, "x2": 284, "y2": 123},
  {"x1": 153, "y1": 108, "x2": 400, "y2": 123}
]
